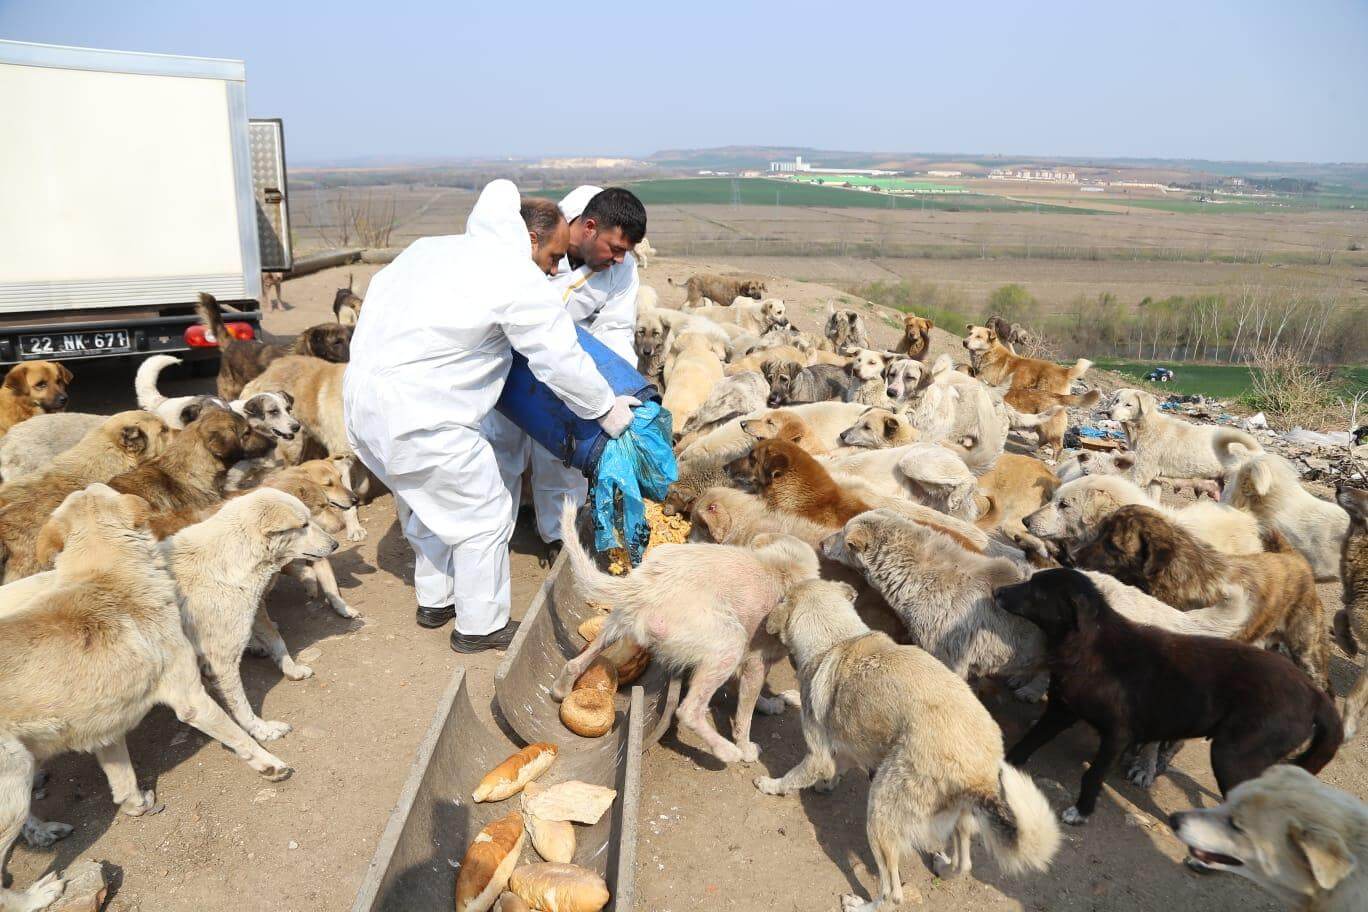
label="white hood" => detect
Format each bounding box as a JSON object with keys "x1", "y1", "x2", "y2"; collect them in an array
[
  {"x1": 558, "y1": 185, "x2": 604, "y2": 223},
  {"x1": 468, "y1": 178, "x2": 531, "y2": 256}
]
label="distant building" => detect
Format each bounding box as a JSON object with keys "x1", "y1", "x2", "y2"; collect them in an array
[
  {"x1": 768, "y1": 155, "x2": 898, "y2": 176},
  {"x1": 927, "y1": 170, "x2": 963, "y2": 178},
  {"x1": 988, "y1": 167, "x2": 1078, "y2": 183}
]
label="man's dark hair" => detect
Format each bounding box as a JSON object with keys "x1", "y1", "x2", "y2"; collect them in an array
[
  {"x1": 581, "y1": 188, "x2": 647, "y2": 244},
  {"x1": 520, "y1": 197, "x2": 565, "y2": 240}
]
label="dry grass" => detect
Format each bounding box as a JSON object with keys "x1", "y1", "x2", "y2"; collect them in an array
[{"x1": 1243, "y1": 343, "x2": 1344, "y2": 427}]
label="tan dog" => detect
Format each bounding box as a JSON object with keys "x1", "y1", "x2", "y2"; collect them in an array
[
  {"x1": 106, "y1": 409, "x2": 275, "y2": 517},
  {"x1": 0, "y1": 360, "x2": 72, "y2": 435},
  {"x1": 0, "y1": 485, "x2": 290, "y2": 911},
  {"x1": 1070, "y1": 505, "x2": 1329, "y2": 688},
  {"x1": 974, "y1": 454, "x2": 1060, "y2": 534},
  {"x1": 963, "y1": 325, "x2": 1090, "y2": 394},
  {"x1": 162, "y1": 488, "x2": 338, "y2": 742},
  {"x1": 1334, "y1": 486, "x2": 1368, "y2": 738},
  {"x1": 726, "y1": 345, "x2": 807, "y2": 376},
  {"x1": 838, "y1": 407, "x2": 920, "y2": 449},
  {"x1": 757, "y1": 579, "x2": 1059, "y2": 911},
  {"x1": 740, "y1": 412, "x2": 828, "y2": 455},
  {"x1": 669, "y1": 273, "x2": 766, "y2": 305},
  {"x1": 1172, "y1": 764, "x2": 1368, "y2": 912},
  {"x1": 662, "y1": 332, "x2": 727, "y2": 434},
  {"x1": 895, "y1": 314, "x2": 934, "y2": 361},
  {"x1": 553, "y1": 500, "x2": 817, "y2": 765},
  {"x1": 0, "y1": 411, "x2": 174, "y2": 581},
  {"x1": 1005, "y1": 387, "x2": 1100, "y2": 451}
]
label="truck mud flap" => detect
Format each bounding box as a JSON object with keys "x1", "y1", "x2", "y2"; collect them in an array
[{"x1": 351, "y1": 666, "x2": 644, "y2": 912}]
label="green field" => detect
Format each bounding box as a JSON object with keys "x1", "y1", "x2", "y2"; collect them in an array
[
  {"x1": 1097, "y1": 359, "x2": 1368, "y2": 400},
  {"x1": 535, "y1": 178, "x2": 1101, "y2": 214}
]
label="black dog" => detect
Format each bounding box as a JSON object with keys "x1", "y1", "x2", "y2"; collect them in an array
[{"x1": 995, "y1": 568, "x2": 1342, "y2": 825}]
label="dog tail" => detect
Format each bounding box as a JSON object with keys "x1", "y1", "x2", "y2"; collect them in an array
[
  {"x1": 1008, "y1": 404, "x2": 1064, "y2": 429},
  {"x1": 974, "y1": 763, "x2": 1062, "y2": 875},
  {"x1": 1295, "y1": 689, "x2": 1345, "y2": 769},
  {"x1": 1260, "y1": 527, "x2": 1294, "y2": 554},
  {"x1": 195, "y1": 293, "x2": 231, "y2": 348},
  {"x1": 135, "y1": 354, "x2": 181, "y2": 411},
  {"x1": 1067, "y1": 358, "x2": 1093, "y2": 381},
  {"x1": 558, "y1": 496, "x2": 632, "y2": 606},
  {"x1": 1211, "y1": 427, "x2": 1263, "y2": 469},
  {"x1": 1064, "y1": 388, "x2": 1102, "y2": 409}
]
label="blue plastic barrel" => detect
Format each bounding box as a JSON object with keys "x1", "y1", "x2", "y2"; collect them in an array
[{"x1": 496, "y1": 326, "x2": 659, "y2": 477}]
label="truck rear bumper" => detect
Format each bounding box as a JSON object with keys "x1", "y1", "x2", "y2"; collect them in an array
[{"x1": 0, "y1": 310, "x2": 261, "y2": 366}]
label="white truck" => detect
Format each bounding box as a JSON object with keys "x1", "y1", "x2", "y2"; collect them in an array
[{"x1": 0, "y1": 39, "x2": 291, "y2": 367}]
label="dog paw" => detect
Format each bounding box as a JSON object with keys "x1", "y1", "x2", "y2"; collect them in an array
[
  {"x1": 1127, "y1": 768, "x2": 1156, "y2": 789},
  {"x1": 251, "y1": 720, "x2": 292, "y2": 741},
  {"x1": 329, "y1": 599, "x2": 359, "y2": 619},
  {"x1": 243, "y1": 642, "x2": 270, "y2": 658},
  {"x1": 737, "y1": 740, "x2": 760, "y2": 763},
  {"x1": 120, "y1": 789, "x2": 163, "y2": 817},
  {"x1": 19, "y1": 871, "x2": 66, "y2": 909},
  {"x1": 932, "y1": 851, "x2": 964, "y2": 880},
  {"x1": 754, "y1": 776, "x2": 786, "y2": 796},
  {"x1": 839, "y1": 893, "x2": 877, "y2": 912},
  {"x1": 712, "y1": 742, "x2": 744, "y2": 764},
  {"x1": 1013, "y1": 680, "x2": 1049, "y2": 703},
  {"x1": 1061, "y1": 806, "x2": 1089, "y2": 826},
  {"x1": 346, "y1": 526, "x2": 368, "y2": 542},
  {"x1": 814, "y1": 774, "x2": 841, "y2": 794},
  {"x1": 282, "y1": 662, "x2": 313, "y2": 681},
  {"x1": 254, "y1": 756, "x2": 293, "y2": 782},
  {"x1": 21, "y1": 819, "x2": 73, "y2": 848},
  {"x1": 755, "y1": 695, "x2": 787, "y2": 716}
]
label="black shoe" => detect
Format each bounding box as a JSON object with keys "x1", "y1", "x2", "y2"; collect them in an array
[
  {"x1": 416, "y1": 604, "x2": 455, "y2": 628},
  {"x1": 450, "y1": 620, "x2": 521, "y2": 654}
]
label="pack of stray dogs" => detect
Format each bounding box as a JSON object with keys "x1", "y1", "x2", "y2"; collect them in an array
[
  {"x1": 556, "y1": 274, "x2": 1366, "y2": 911},
  {"x1": 0, "y1": 289, "x2": 374, "y2": 911}
]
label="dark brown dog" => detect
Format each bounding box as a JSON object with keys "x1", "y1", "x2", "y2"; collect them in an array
[
  {"x1": 197, "y1": 293, "x2": 352, "y2": 400},
  {"x1": 669, "y1": 274, "x2": 766, "y2": 306},
  {"x1": 332, "y1": 274, "x2": 363, "y2": 325},
  {"x1": 0, "y1": 360, "x2": 72, "y2": 434},
  {"x1": 894, "y1": 314, "x2": 934, "y2": 361},
  {"x1": 725, "y1": 438, "x2": 873, "y2": 527},
  {"x1": 1069, "y1": 504, "x2": 1329, "y2": 688},
  {"x1": 999, "y1": 568, "x2": 1341, "y2": 825},
  {"x1": 105, "y1": 408, "x2": 275, "y2": 520}
]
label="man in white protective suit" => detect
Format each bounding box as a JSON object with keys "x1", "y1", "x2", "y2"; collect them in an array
[
  {"x1": 485, "y1": 186, "x2": 647, "y2": 565},
  {"x1": 343, "y1": 180, "x2": 637, "y2": 652}
]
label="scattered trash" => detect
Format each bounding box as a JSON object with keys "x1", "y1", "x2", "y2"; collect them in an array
[{"x1": 1242, "y1": 412, "x2": 1268, "y2": 431}]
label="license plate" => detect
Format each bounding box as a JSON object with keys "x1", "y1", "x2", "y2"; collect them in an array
[{"x1": 19, "y1": 329, "x2": 131, "y2": 359}]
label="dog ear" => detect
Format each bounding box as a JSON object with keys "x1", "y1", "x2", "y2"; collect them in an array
[
  {"x1": 843, "y1": 524, "x2": 869, "y2": 553},
  {"x1": 204, "y1": 423, "x2": 240, "y2": 459},
  {"x1": 262, "y1": 501, "x2": 306, "y2": 535},
  {"x1": 764, "y1": 599, "x2": 792, "y2": 637},
  {"x1": 119, "y1": 423, "x2": 149, "y2": 455},
  {"x1": 57, "y1": 364, "x2": 74, "y2": 385},
  {"x1": 1111, "y1": 452, "x2": 1136, "y2": 471},
  {"x1": 241, "y1": 397, "x2": 265, "y2": 419},
  {"x1": 765, "y1": 450, "x2": 790, "y2": 483},
  {"x1": 883, "y1": 415, "x2": 900, "y2": 438},
  {"x1": 1288, "y1": 822, "x2": 1356, "y2": 891},
  {"x1": 117, "y1": 493, "x2": 151, "y2": 530},
  {"x1": 3, "y1": 365, "x2": 29, "y2": 395}
]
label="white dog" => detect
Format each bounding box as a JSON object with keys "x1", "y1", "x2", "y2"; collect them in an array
[{"x1": 1110, "y1": 388, "x2": 1259, "y2": 496}]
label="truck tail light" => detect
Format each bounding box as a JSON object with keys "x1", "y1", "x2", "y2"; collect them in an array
[{"x1": 184, "y1": 322, "x2": 255, "y2": 347}]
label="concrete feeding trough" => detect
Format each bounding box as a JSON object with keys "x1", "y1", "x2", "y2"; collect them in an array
[{"x1": 354, "y1": 524, "x2": 675, "y2": 912}]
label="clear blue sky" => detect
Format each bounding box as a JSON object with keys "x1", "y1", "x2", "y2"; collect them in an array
[{"x1": 3, "y1": 0, "x2": 1365, "y2": 164}]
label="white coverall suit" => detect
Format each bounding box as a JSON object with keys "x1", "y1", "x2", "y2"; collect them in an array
[
  {"x1": 485, "y1": 185, "x2": 641, "y2": 544},
  {"x1": 343, "y1": 180, "x2": 615, "y2": 635}
]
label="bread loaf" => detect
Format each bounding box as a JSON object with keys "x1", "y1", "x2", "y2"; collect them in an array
[
  {"x1": 605, "y1": 640, "x2": 649, "y2": 684},
  {"x1": 576, "y1": 615, "x2": 606, "y2": 643},
  {"x1": 527, "y1": 813, "x2": 575, "y2": 863},
  {"x1": 559, "y1": 690, "x2": 613, "y2": 737},
  {"x1": 509, "y1": 863, "x2": 610, "y2": 912},
  {"x1": 455, "y1": 811, "x2": 525, "y2": 912},
  {"x1": 474, "y1": 743, "x2": 558, "y2": 803},
  {"x1": 574, "y1": 658, "x2": 617, "y2": 694},
  {"x1": 520, "y1": 780, "x2": 616, "y2": 825}
]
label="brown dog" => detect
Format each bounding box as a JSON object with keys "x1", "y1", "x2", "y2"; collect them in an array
[
  {"x1": 1006, "y1": 387, "x2": 1102, "y2": 451},
  {"x1": 0, "y1": 360, "x2": 72, "y2": 435},
  {"x1": 105, "y1": 408, "x2": 275, "y2": 520},
  {"x1": 963, "y1": 325, "x2": 1091, "y2": 394},
  {"x1": 1070, "y1": 504, "x2": 1329, "y2": 689},
  {"x1": 669, "y1": 274, "x2": 766, "y2": 306},
  {"x1": 0, "y1": 411, "x2": 172, "y2": 581},
  {"x1": 895, "y1": 314, "x2": 934, "y2": 361},
  {"x1": 197, "y1": 293, "x2": 352, "y2": 400},
  {"x1": 726, "y1": 438, "x2": 873, "y2": 527}
]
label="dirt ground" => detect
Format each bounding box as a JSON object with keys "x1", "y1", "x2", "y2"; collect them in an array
[{"x1": 9, "y1": 254, "x2": 1366, "y2": 912}]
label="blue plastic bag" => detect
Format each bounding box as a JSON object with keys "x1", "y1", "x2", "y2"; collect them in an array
[{"x1": 589, "y1": 400, "x2": 678, "y2": 566}]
